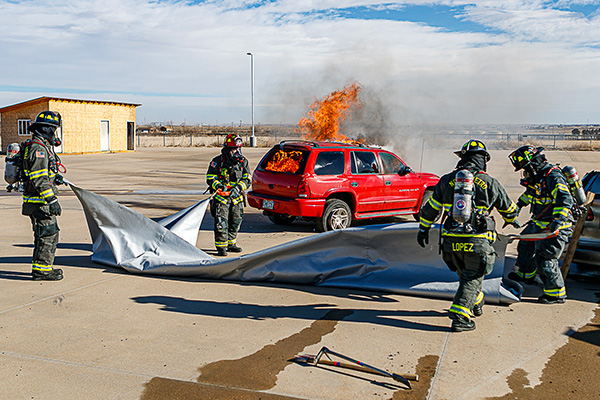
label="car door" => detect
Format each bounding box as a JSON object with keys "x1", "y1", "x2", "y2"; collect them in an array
[
  {"x1": 350, "y1": 150, "x2": 385, "y2": 213},
  {"x1": 379, "y1": 151, "x2": 421, "y2": 211}
]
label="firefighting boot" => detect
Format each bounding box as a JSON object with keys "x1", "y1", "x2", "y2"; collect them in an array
[
  {"x1": 216, "y1": 248, "x2": 228, "y2": 257},
  {"x1": 32, "y1": 268, "x2": 63, "y2": 281},
  {"x1": 450, "y1": 315, "x2": 476, "y2": 332},
  {"x1": 227, "y1": 245, "x2": 242, "y2": 253},
  {"x1": 473, "y1": 299, "x2": 484, "y2": 317},
  {"x1": 538, "y1": 294, "x2": 566, "y2": 304}
]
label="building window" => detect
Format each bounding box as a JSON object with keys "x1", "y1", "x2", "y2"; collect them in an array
[{"x1": 18, "y1": 119, "x2": 31, "y2": 136}]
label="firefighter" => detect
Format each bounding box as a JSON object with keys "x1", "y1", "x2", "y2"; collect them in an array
[
  {"x1": 417, "y1": 140, "x2": 519, "y2": 332},
  {"x1": 22, "y1": 111, "x2": 66, "y2": 281},
  {"x1": 206, "y1": 134, "x2": 251, "y2": 256},
  {"x1": 507, "y1": 146, "x2": 573, "y2": 304}
]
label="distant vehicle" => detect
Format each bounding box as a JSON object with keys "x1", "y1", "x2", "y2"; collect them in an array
[
  {"x1": 247, "y1": 140, "x2": 440, "y2": 232},
  {"x1": 572, "y1": 170, "x2": 600, "y2": 268}
]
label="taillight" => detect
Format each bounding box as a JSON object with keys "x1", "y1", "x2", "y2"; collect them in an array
[
  {"x1": 587, "y1": 207, "x2": 594, "y2": 221},
  {"x1": 298, "y1": 181, "x2": 310, "y2": 198}
]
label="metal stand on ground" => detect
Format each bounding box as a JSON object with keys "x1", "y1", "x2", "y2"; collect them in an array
[{"x1": 293, "y1": 346, "x2": 416, "y2": 389}]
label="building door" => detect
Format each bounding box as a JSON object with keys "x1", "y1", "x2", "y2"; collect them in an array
[
  {"x1": 100, "y1": 120, "x2": 110, "y2": 151},
  {"x1": 54, "y1": 126, "x2": 63, "y2": 153},
  {"x1": 127, "y1": 121, "x2": 135, "y2": 150}
]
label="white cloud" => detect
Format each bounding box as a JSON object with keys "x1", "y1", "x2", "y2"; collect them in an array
[{"x1": 1, "y1": 0, "x2": 599, "y2": 125}]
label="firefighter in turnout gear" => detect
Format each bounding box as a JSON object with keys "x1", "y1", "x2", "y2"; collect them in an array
[
  {"x1": 417, "y1": 140, "x2": 518, "y2": 332},
  {"x1": 206, "y1": 134, "x2": 251, "y2": 256},
  {"x1": 507, "y1": 146, "x2": 573, "y2": 304},
  {"x1": 22, "y1": 111, "x2": 66, "y2": 281}
]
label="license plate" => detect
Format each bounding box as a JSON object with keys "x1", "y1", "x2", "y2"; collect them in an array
[{"x1": 263, "y1": 199, "x2": 274, "y2": 210}]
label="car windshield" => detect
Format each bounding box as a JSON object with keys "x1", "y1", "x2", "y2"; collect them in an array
[{"x1": 260, "y1": 147, "x2": 309, "y2": 174}]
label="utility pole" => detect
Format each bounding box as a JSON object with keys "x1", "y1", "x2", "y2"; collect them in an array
[{"x1": 247, "y1": 52, "x2": 257, "y2": 147}]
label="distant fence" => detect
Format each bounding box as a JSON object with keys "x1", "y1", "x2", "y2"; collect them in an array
[
  {"x1": 136, "y1": 132, "x2": 600, "y2": 151},
  {"x1": 137, "y1": 134, "x2": 294, "y2": 148}
]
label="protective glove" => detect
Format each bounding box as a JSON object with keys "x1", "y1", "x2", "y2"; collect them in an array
[
  {"x1": 213, "y1": 182, "x2": 225, "y2": 192},
  {"x1": 548, "y1": 219, "x2": 562, "y2": 233},
  {"x1": 571, "y1": 205, "x2": 586, "y2": 219},
  {"x1": 416, "y1": 228, "x2": 430, "y2": 248},
  {"x1": 229, "y1": 185, "x2": 242, "y2": 198},
  {"x1": 48, "y1": 198, "x2": 62, "y2": 216},
  {"x1": 54, "y1": 174, "x2": 64, "y2": 185}
]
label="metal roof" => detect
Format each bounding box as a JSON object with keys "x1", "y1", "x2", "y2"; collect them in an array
[{"x1": 0, "y1": 96, "x2": 141, "y2": 113}]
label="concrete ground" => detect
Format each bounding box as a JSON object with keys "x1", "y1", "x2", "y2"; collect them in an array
[{"x1": 1, "y1": 146, "x2": 599, "y2": 400}]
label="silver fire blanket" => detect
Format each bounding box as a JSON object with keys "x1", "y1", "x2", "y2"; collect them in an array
[{"x1": 70, "y1": 184, "x2": 519, "y2": 304}]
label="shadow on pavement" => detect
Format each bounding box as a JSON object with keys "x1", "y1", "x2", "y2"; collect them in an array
[
  {"x1": 12, "y1": 242, "x2": 93, "y2": 252},
  {"x1": 131, "y1": 295, "x2": 448, "y2": 332},
  {"x1": 0, "y1": 270, "x2": 33, "y2": 281}
]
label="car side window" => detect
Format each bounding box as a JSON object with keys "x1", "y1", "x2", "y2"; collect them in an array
[
  {"x1": 351, "y1": 151, "x2": 379, "y2": 174},
  {"x1": 380, "y1": 152, "x2": 404, "y2": 175},
  {"x1": 314, "y1": 151, "x2": 345, "y2": 175}
]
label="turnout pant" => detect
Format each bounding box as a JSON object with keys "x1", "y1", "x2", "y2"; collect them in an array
[
  {"x1": 27, "y1": 205, "x2": 60, "y2": 273},
  {"x1": 516, "y1": 223, "x2": 570, "y2": 298},
  {"x1": 213, "y1": 200, "x2": 243, "y2": 249},
  {"x1": 442, "y1": 237, "x2": 495, "y2": 320}
]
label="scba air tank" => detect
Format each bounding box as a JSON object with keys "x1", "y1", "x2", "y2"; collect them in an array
[
  {"x1": 562, "y1": 165, "x2": 587, "y2": 205},
  {"x1": 453, "y1": 169, "x2": 474, "y2": 224},
  {"x1": 4, "y1": 143, "x2": 20, "y2": 185}
]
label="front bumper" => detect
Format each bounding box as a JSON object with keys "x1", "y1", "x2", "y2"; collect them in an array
[{"x1": 247, "y1": 191, "x2": 325, "y2": 218}]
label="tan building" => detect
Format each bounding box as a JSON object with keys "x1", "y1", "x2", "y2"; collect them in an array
[{"x1": 0, "y1": 97, "x2": 140, "y2": 153}]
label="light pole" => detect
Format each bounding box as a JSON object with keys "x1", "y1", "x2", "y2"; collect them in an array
[{"x1": 247, "y1": 52, "x2": 256, "y2": 147}]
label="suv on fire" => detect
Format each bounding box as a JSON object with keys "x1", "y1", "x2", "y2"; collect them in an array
[{"x1": 247, "y1": 141, "x2": 440, "y2": 231}]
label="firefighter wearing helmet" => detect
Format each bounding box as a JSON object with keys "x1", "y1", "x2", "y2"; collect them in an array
[
  {"x1": 206, "y1": 134, "x2": 251, "y2": 256},
  {"x1": 22, "y1": 111, "x2": 67, "y2": 281},
  {"x1": 417, "y1": 140, "x2": 518, "y2": 332},
  {"x1": 507, "y1": 145, "x2": 573, "y2": 304}
]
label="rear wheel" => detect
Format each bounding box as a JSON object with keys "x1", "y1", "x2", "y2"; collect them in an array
[
  {"x1": 317, "y1": 199, "x2": 351, "y2": 232},
  {"x1": 267, "y1": 213, "x2": 296, "y2": 225},
  {"x1": 413, "y1": 189, "x2": 433, "y2": 222}
]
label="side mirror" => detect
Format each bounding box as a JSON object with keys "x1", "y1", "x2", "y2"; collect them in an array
[{"x1": 398, "y1": 165, "x2": 412, "y2": 176}]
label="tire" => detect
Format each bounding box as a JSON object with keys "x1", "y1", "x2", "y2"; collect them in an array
[
  {"x1": 268, "y1": 213, "x2": 296, "y2": 225},
  {"x1": 317, "y1": 199, "x2": 351, "y2": 232},
  {"x1": 413, "y1": 189, "x2": 433, "y2": 222}
]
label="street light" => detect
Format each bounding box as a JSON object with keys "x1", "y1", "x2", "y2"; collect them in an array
[{"x1": 247, "y1": 52, "x2": 256, "y2": 147}]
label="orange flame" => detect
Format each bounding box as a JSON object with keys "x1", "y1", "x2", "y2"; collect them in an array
[
  {"x1": 296, "y1": 82, "x2": 362, "y2": 143},
  {"x1": 265, "y1": 150, "x2": 303, "y2": 174}
]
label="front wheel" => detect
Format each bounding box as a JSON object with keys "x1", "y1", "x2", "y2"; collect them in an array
[{"x1": 317, "y1": 199, "x2": 351, "y2": 232}]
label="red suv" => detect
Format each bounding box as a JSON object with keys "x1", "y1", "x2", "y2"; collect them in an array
[{"x1": 247, "y1": 141, "x2": 440, "y2": 231}]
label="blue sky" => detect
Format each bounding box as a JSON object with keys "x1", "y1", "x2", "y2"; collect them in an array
[{"x1": 1, "y1": 0, "x2": 600, "y2": 126}]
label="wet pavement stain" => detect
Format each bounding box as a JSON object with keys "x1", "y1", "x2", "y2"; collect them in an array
[
  {"x1": 140, "y1": 308, "x2": 353, "y2": 399},
  {"x1": 392, "y1": 354, "x2": 439, "y2": 399},
  {"x1": 487, "y1": 293, "x2": 600, "y2": 400},
  {"x1": 196, "y1": 308, "x2": 354, "y2": 390},
  {"x1": 140, "y1": 379, "x2": 302, "y2": 400}
]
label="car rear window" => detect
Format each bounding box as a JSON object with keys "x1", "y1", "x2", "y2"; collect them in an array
[
  {"x1": 314, "y1": 151, "x2": 345, "y2": 175},
  {"x1": 260, "y1": 147, "x2": 309, "y2": 174}
]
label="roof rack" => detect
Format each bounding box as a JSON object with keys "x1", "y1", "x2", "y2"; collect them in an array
[
  {"x1": 278, "y1": 140, "x2": 374, "y2": 148},
  {"x1": 278, "y1": 140, "x2": 320, "y2": 148}
]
